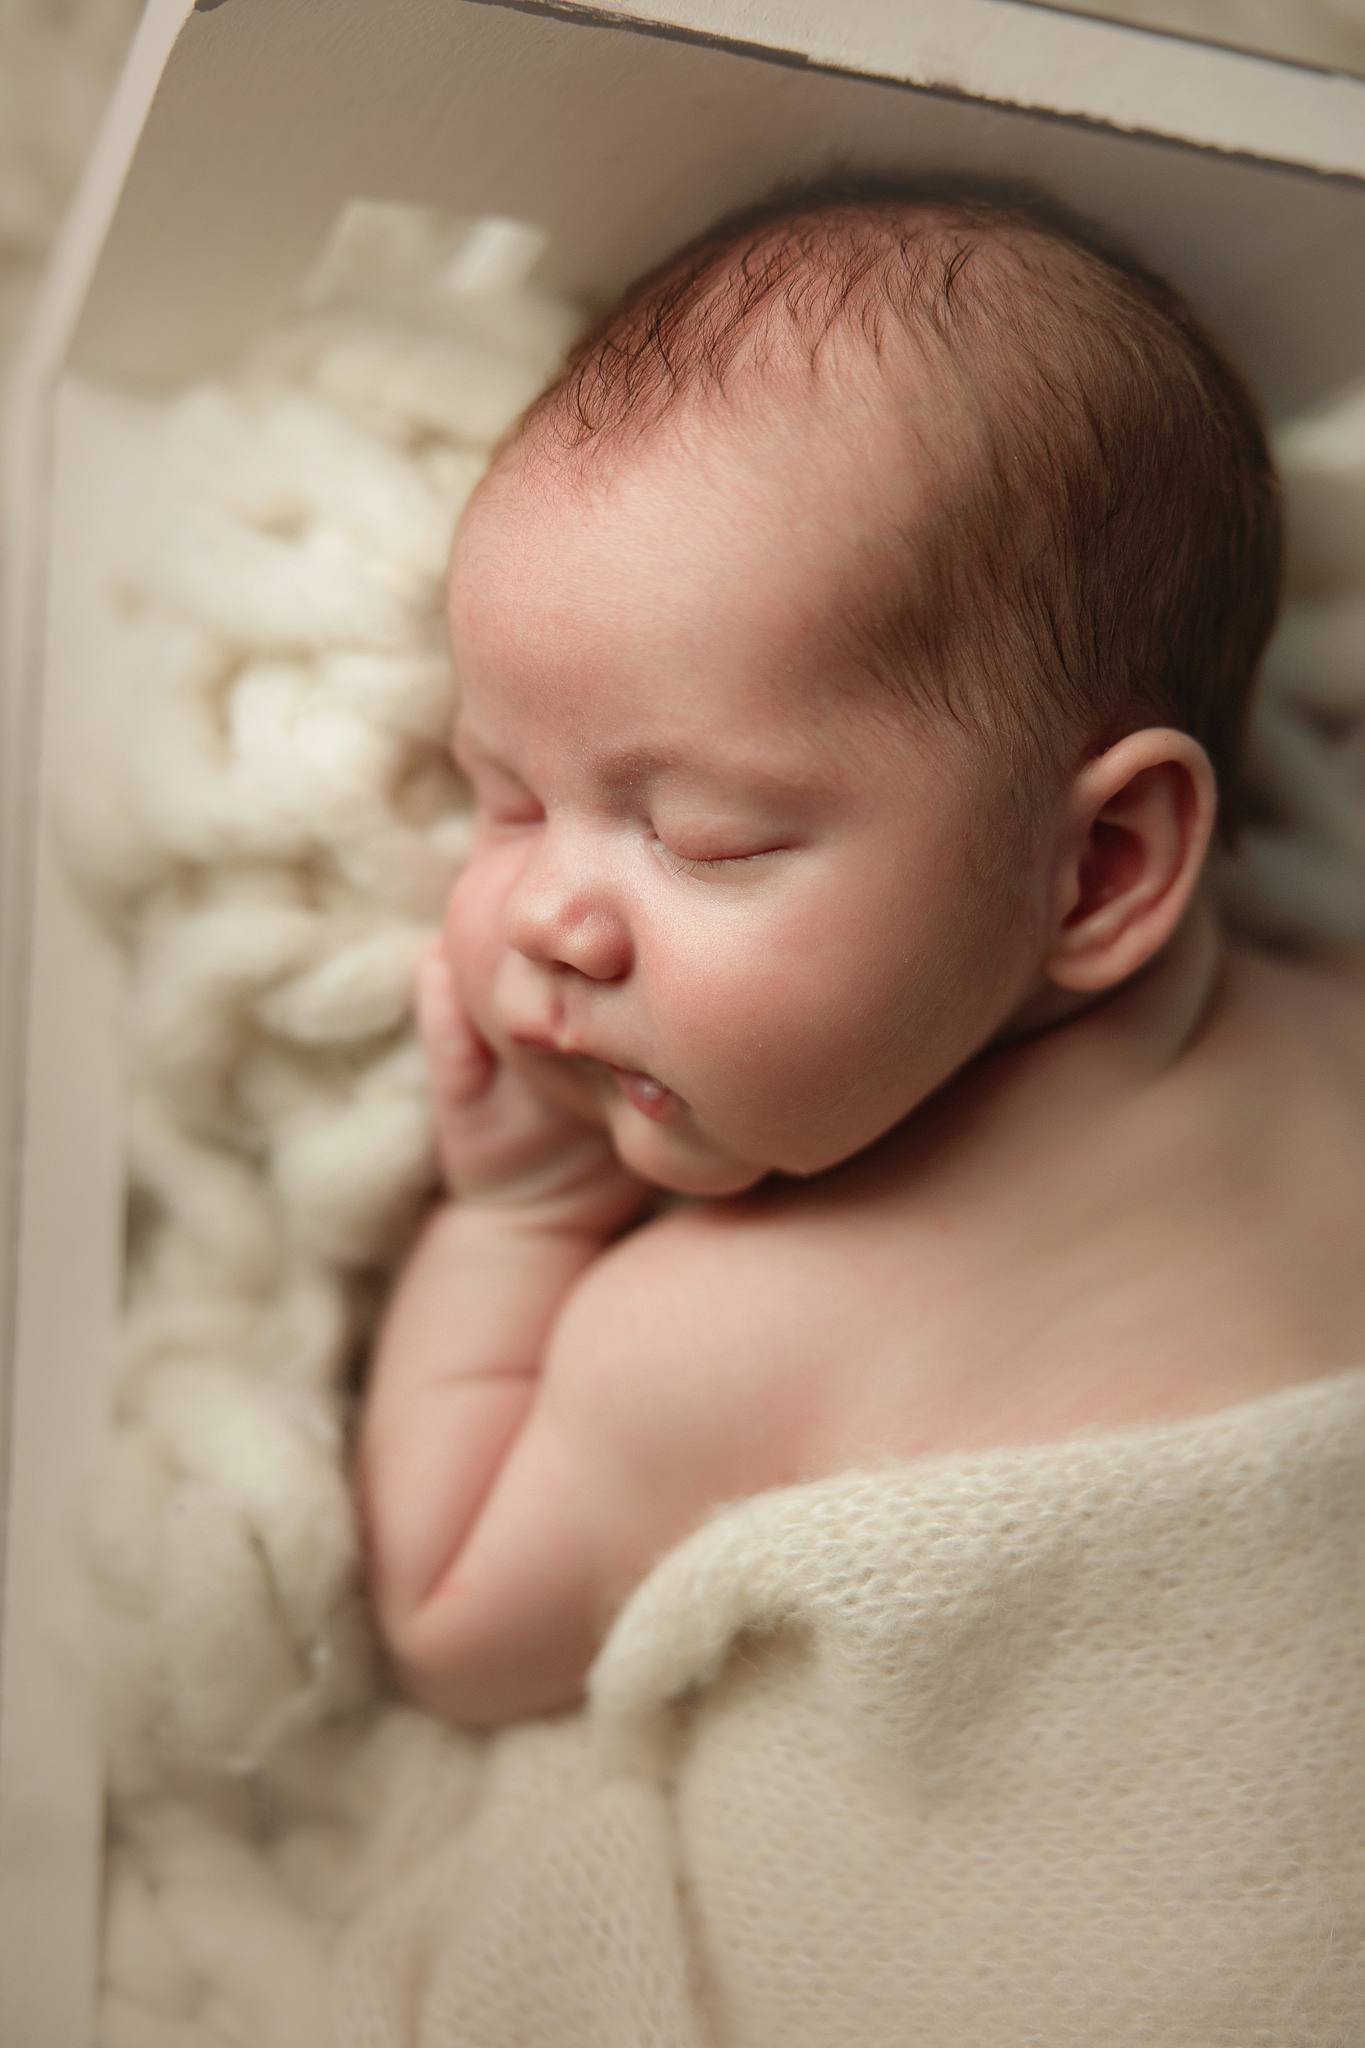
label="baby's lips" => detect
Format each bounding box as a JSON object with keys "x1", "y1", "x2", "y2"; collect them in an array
[{"x1": 611, "y1": 1068, "x2": 678, "y2": 1120}]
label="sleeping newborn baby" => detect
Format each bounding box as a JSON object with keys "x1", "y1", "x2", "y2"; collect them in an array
[{"x1": 355, "y1": 171, "x2": 1365, "y2": 1727}]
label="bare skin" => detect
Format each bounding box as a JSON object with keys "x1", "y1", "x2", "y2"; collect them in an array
[
  {"x1": 359, "y1": 897, "x2": 1365, "y2": 1730},
  {"x1": 354, "y1": 407, "x2": 1365, "y2": 1728},
  {"x1": 625, "y1": 913, "x2": 1365, "y2": 1486},
  {"x1": 490, "y1": 902, "x2": 1365, "y2": 1634}
]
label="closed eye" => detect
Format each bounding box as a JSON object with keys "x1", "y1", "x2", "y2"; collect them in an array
[{"x1": 651, "y1": 836, "x2": 780, "y2": 879}]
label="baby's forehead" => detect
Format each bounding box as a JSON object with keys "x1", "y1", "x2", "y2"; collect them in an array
[
  {"x1": 451, "y1": 455, "x2": 984, "y2": 824},
  {"x1": 450, "y1": 443, "x2": 917, "y2": 725}
]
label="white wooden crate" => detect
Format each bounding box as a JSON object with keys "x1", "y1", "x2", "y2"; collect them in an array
[{"x1": 2, "y1": 2, "x2": 1363, "y2": 2040}]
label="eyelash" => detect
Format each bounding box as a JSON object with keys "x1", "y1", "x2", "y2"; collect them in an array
[
  {"x1": 469, "y1": 793, "x2": 771, "y2": 878},
  {"x1": 649, "y1": 836, "x2": 770, "y2": 879}
]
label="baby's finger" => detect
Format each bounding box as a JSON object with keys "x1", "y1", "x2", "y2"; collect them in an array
[{"x1": 414, "y1": 938, "x2": 495, "y2": 1108}]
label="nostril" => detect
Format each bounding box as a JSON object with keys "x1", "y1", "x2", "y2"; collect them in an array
[{"x1": 503, "y1": 873, "x2": 632, "y2": 983}]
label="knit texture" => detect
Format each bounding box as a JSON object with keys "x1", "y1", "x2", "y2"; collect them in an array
[{"x1": 100, "y1": 1367, "x2": 1365, "y2": 2047}]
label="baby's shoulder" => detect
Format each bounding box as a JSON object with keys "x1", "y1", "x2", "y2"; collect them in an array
[
  {"x1": 550, "y1": 1186, "x2": 798, "y2": 1347},
  {"x1": 610, "y1": 1182, "x2": 845, "y2": 1322},
  {"x1": 539, "y1": 1187, "x2": 858, "y2": 1513},
  {"x1": 601, "y1": 1174, "x2": 923, "y2": 1380}
]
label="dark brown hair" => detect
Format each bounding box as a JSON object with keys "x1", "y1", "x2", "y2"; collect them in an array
[{"x1": 497, "y1": 166, "x2": 1283, "y2": 849}]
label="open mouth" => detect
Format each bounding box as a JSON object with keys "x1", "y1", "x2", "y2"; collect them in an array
[
  {"x1": 606, "y1": 1067, "x2": 677, "y2": 1120},
  {"x1": 510, "y1": 1033, "x2": 679, "y2": 1120}
]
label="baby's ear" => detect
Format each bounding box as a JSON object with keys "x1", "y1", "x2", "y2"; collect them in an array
[{"x1": 1043, "y1": 729, "x2": 1217, "y2": 994}]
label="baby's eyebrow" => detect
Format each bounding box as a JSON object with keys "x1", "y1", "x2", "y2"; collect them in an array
[
  {"x1": 454, "y1": 725, "x2": 814, "y2": 800},
  {"x1": 594, "y1": 743, "x2": 813, "y2": 800}
]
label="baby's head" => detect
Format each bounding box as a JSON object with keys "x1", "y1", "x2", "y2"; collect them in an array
[{"x1": 443, "y1": 170, "x2": 1282, "y2": 1198}]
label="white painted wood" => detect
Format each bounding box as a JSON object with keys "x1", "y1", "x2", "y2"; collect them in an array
[
  {"x1": 22, "y1": 0, "x2": 1360, "y2": 413},
  {"x1": 3, "y1": 0, "x2": 1363, "y2": 2037},
  {"x1": 1007, "y1": 0, "x2": 1365, "y2": 80},
  {"x1": 0, "y1": 381, "x2": 130, "y2": 2048},
  {"x1": 592, "y1": 0, "x2": 1365, "y2": 167}
]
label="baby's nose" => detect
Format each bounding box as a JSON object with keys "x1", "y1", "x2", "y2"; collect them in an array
[{"x1": 504, "y1": 861, "x2": 631, "y2": 982}]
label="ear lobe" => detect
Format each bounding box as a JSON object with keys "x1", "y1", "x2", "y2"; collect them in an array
[{"x1": 1047, "y1": 741, "x2": 1215, "y2": 995}]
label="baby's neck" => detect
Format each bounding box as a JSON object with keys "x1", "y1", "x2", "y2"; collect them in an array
[{"x1": 998, "y1": 885, "x2": 1227, "y2": 1081}]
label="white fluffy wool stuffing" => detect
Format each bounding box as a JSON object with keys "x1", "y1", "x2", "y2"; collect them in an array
[
  {"x1": 62, "y1": 208, "x2": 587, "y2": 1801},
  {"x1": 29, "y1": 197, "x2": 1365, "y2": 2048}
]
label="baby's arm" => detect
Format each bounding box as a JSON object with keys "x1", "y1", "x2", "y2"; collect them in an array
[
  {"x1": 357, "y1": 1202, "x2": 610, "y2": 1722},
  {"x1": 354, "y1": 943, "x2": 657, "y2": 1725}
]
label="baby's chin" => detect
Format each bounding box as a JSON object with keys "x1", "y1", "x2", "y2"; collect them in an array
[
  {"x1": 632, "y1": 1151, "x2": 771, "y2": 1200},
  {"x1": 604, "y1": 1102, "x2": 772, "y2": 1200}
]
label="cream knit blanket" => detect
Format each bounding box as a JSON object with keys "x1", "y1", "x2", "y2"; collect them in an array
[
  {"x1": 342, "y1": 1362, "x2": 1365, "y2": 2044},
  {"x1": 107, "y1": 1365, "x2": 1365, "y2": 2046},
  {"x1": 43, "y1": 201, "x2": 1363, "y2": 2045}
]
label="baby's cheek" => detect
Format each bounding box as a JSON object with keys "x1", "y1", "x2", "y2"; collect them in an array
[
  {"x1": 668, "y1": 943, "x2": 816, "y2": 1073},
  {"x1": 680, "y1": 941, "x2": 894, "y2": 1145},
  {"x1": 656, "y1": 965, "x2": 800, "y2": 1133}
]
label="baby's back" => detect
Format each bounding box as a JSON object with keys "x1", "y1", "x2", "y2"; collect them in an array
[{"x1": 624, "y1": 941, "x2": 1365, "y2": 1492}]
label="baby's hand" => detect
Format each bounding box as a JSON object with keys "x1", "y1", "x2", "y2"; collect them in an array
[{"x1": 414, "y1": 938, "x2": 655, "y2": 1238}]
